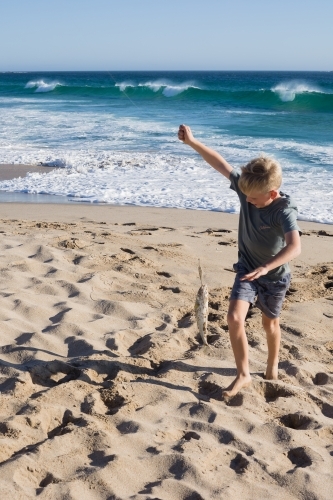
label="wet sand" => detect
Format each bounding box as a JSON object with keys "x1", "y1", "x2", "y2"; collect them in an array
[{"x1": 0, "y1": 164, "x2": 56, "y2": 181}]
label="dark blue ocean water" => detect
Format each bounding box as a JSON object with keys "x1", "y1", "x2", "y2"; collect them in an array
[{"x1": 0, "y1": 71, "x2": 332, "y2": 222}]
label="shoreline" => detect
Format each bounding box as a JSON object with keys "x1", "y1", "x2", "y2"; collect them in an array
[{"x1": 0, "y1": 164, "x2": 332, "y2": 227}]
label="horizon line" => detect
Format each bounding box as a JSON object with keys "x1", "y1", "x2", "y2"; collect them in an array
[{"x1": 1, "y1": 69, "x2": 332, "y2": 73}]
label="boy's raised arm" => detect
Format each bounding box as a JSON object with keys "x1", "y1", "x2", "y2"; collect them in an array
[{"x1": 178, "y1": 124, "x2": 233, "y2": 179}]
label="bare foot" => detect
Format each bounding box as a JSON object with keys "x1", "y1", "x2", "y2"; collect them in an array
[
  {"x1": 265, "y1": 362, "x2": 278, "y2": 380},
  {"x1": 222, "y1": 374, "x2": 252, "y2": 398}
]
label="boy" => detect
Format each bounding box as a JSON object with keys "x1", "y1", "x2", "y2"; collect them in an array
[{"x1": 178, "y1": 124, "x2": 301, "y2": 397}]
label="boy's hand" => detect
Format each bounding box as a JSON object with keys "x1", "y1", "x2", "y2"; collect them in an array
[
  {"x1": 178, "y1": 124, "x2": 195, "y2": 145},
  {"x1": 177, "y1": 124, "x2": 233, "y2": 179},
  {"x1": 240, "y1": 266, "x2": 268, "y2": 281}
]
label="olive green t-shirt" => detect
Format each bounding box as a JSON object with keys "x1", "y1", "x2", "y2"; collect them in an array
[{"x1": 230, "y1": 170, "x2": 301, "y2": 282}]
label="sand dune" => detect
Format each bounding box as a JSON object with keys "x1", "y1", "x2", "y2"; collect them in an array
[{"x1": 0, "y1": 204, "x2": 332, "y2": 499}]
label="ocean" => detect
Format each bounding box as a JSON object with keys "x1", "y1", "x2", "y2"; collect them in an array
[{"x1": 0, "y1": 71, "x2": 332, "y2": 223}]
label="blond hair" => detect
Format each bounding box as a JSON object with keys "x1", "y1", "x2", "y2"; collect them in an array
[{"x1": 238, "y1": 156, "x2": 282, "y2": 195}]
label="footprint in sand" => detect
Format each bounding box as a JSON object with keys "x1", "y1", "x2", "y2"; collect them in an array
[
  {"x1": 65, "y1": 337, "x2": 94, "y2": 357},
  {"x1": 88, "y1": 450, "x2": 116, "y2": 466},
  {"x1": 129, "y1": 334, "x2": 154, "y2": 355},
  {"x1": 39, "y1": 473, "x2": 61, "y2": 489},
  {"x1": 313, "y1": 372, "x2": 331, "y2": 385},
  {"x1": 116, "y1": 420, "x2": 140, "y2": 434},
  {"x1": 138, "y1": 480, "x2": 162, "y2": 495},
  {"x1": 77, "y1": 272, "x2": 94, "y2": 283},
  {"x1": 177, "y1": 312, "x2": 194, "y2": 328},
  {"x1": 183, "y1": 431, "x2": 201, "y2": 441},
  {"x1": 209, "y1": 300, "x2": 221, "y2": 310},
  {"x1": 280, "y1": 324, "x2": 304, "y2": 337},
  {"x1": 287, "y1": 447, "x2": 313, "y2": 468},
  {"x1": 185, "y1": 402, "x2": 217, "y2": 423},
  {"x1": 172, "y1": 431, "x2": 201, "y2": 452},
  {"x1": 48, "y1": 307, "x2": 72, "y2": 324},
  {"x1": 59, "y1": 238, "x2": 88, "y2": 249},
  {"x1": 202, "y1": 228, "x2": 232, "y2": 235},
  {"x1": 29, "y1": 360, "x2": 81, "y2": 387},
  {"x1": 319, "y1": 402, "x2": 333, "y2": 419},
  {"x1": 253, "y1": 380, "x2": 296, "y2": 402},
  {"x1": 99, "y1": 386, "x2": 128, "y2": 415},
  {"x1": 146, "y1": 447, "x2": 161, "y2": 455},
  {"x1": 156, "y1": 271, "x2": 172, "y2": 278},
  {"x1": 144, "y1": 246, "x2": 157, "y2": 251},
  {"x1": 169, "y1": 458, "x2": 191, "y2": 480},
  {"x1": 134, "y1": 227, "x2": 159, "y2": 232},
  {"x1": 121, "y1": 247, "x2": 136, "y2": 255},
  {"x1": 15, "y1": 332, "x2": 34, "y2": 345},
  {"x1": 159, "y1": 285, "x2": 181, "y2": 294},
  {"x1": 279, "y1": 413, "x2": 320, "y2": 430},
  {"x1": 218, "y1": 241, "x2": 233, "y2": 246},
  {"x1": 229, "y1": 453, "x2": 250, "y2": 474},
  {"x1": 208, "y1": 312, "x2": 222, "y2": 322},
  {"x1": 198, "y1": 379, "x2": 223, "y2": 401},
  {"x1": 317, "y1": 230, "x2": 333, "y2": 237},
  {"x1": 0, "y1": 422, "x2": 20, "y2": 439}
]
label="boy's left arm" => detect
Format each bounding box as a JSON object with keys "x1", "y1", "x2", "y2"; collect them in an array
[{"x1": 241, "y1": 230, "x2": 301, "y2": 281}]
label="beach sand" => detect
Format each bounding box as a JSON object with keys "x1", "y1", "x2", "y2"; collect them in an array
[{"x1": 0, "y1": 172, "x2": 332, "y2": 498}]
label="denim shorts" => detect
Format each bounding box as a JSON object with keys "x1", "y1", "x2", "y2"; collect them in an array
[{"x1": 230, "y1": 263, "x2": 291, "y2": 319}]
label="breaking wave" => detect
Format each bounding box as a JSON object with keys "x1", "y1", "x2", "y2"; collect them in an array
[
  {"x1": 17, "y1": 76, "x2": 333, "y2": 111},
  {"x1": 271, "y1": 81, "x2": 327, "y2": 102},
  {"x1": 25, "y1": 80, "x2": 62, "y2": 93},
  {"x1": 115, "y1": 80, "x2": 200, "y2": 97}
]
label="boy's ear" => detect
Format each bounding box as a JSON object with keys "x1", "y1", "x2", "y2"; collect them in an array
[{"x1": 270, "y1": 190, "x2": 279, "y2": 200}]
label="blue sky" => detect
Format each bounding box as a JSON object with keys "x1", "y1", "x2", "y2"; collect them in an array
[{"x1": 1, "y1": 0, "x2": 332, "y2": 71}]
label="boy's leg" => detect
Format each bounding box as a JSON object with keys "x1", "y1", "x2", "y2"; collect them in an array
[
  {"x1": 223, "y1": 299, "x2": 252, "y2": 398},
  {"x1": 256, "y1": 274, "x2": 291, "y2": 381},
  {"x1": 262, "y1": 313, "x2": 281, "y2": 380}
]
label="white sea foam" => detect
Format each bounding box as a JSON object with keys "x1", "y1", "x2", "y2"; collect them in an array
[
  {"x1": 0, "y1": 152, "x2": 239, "y2": 212},
  {"x1": 39, "y1": 158, "x2": 67, "y2": 167},
  {"x1": 0, "y1": 150, "x2": 332, "y2": 223},
  {"x1": 115, "y1": 81, "x2": 135, "y2": 92},
  {"x1": 116, "y1": 80, "x2": 199, "y2": 97},
  {"x1": 272, "y1": 81, "x2": 324, "y2": 102},
  {"x1": 0, "y1": 97, "x2": 82, "y2": 104},
  {"x1": 25, "y1": 80, "x2": 61, "y2": 93},
  {"x1": 225, "y1": 110, "x2": 280, "y2": 116},
  {"x1": 141, "y1": 81, "x2": 196, "y2": 97}
]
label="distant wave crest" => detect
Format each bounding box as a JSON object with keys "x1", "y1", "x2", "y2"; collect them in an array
[
  {"x1": 272, "y1": 81, "x2": 325, "y2": 102},
  {"x1": 115, "y1": 80, "x2": 200, "y2": 97},
  {"x1": 25, "y1": 80, "x2": 61, "y2": 93}
]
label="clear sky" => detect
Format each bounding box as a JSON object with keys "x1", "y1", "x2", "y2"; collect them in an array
[{"x1": 1, "y1": 0, "x2": 332, "y2": 71}]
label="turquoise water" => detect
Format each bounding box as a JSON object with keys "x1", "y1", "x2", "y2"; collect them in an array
[{"x1": 0, "y1": 71, "x2": 332, "y2": 222}]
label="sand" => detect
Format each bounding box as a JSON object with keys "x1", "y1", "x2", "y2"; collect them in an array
[
  {"x1": 0, "y1": 164, "x2": 56, "y2": 181},
  {"x1": 0, "y1": 198, "x2": 332, "y2": 499}
]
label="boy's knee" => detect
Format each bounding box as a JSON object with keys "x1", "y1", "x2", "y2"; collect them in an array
[
  {"x1": 227, "y1": 300, "x2": 250, "y2": 329},
  {"x1": 227, "y1": 310, "x2": 246, "y2": 328},
  {"x1": 262, "y1": 314, "x2": 280, "y2": 331}
]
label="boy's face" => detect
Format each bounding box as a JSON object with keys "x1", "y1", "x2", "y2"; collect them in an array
[{"x1": 245, "y1": 190, "x2": 278, "y2": 208}]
